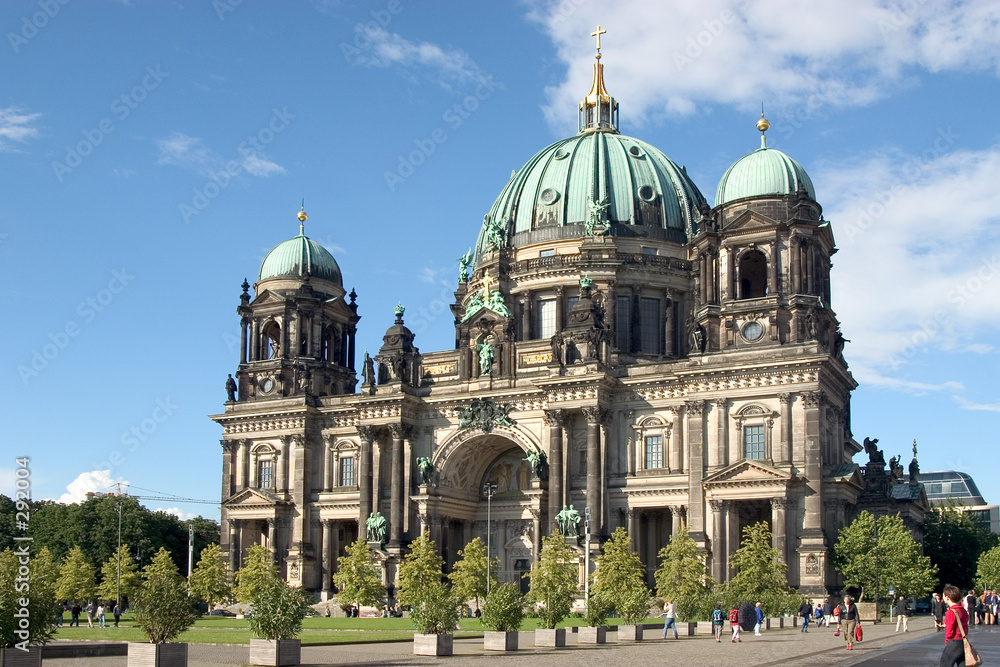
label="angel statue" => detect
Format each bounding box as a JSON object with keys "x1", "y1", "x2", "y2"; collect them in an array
[
  {"x1": 457, "y1": 248, "x2": 474, "y2": 283},
  {"x1": 416, "y1": 456, "x2": 434, "y2": 485},
  {"x1": 584, "y1": 197, "x2": 609, "y2": 236}
]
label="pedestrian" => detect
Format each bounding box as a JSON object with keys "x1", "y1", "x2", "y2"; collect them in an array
[
  {"x1": 70, "y1": 603, "x2": 81, "y2": 627},
  {"x1": 660, "y1": 599, "x2": 679, "y2": 639},
  {"x1": 965, "y1": 589, "x2": 977, "y2": 626},
  {"x1": 814, "y1": 605, "x2": 823, "y2": 627},
  {"x1": 729, "y1": 606, "x2": 741, "y2": 642},
  {"x1": 86, "y1": 601, "x2": 95, "y2": 628},
  {"x1": 823, "y1": 599, "x2": 834, "y2": 627},
  {"x1": 55, "y1": 602, "x2": 64, "y2": 627},
  {"x1": 711, "y1": 603, "x2": 725, "y2": 642},
  {"x1": 113, "y1": 602, "x2": 121, "y2": 627},
  {"x1": 941, "y1": 584, "x2": 970, "y2": 667},
  {"x1": 838, "y1": 595, "x2": 859, "y2": 650},
  {"x1": 895, "y1": 596, "x2": 910, "y2": 632},
  {"x1": 932, "y1": 592, "x2": 946, "y2": 631},
  {"x1": 799, "y1": 599, "x2": 813, "y2": 632},
  {"x1": 976, "y1": 593, "x2": 986, "y2": 626},
  {"x1": 753, "y1": 601, "x2": 764, "y2": 636},
  {"x1": 97, "y1": 602, "x2": 106, "y2": 628}
]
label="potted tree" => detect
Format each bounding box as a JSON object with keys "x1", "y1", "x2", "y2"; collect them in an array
[
  {"x1": 615, "y1": 588, "x2": 652, "y2": 641},
  {"x1": 481, "y1": 582, "x2": 524, "y2": 651},
  {"x1": 128, "y1": 548, "x2": 197, "y2": 667},
  {"x1": 332, "y1": 538, "x2": 386, "y2": 616},
  {"x1": 1, "y1": 547, "x2": 59, "y2": 667},
  {"x1": 247, "y1": 577, "x2": 312, "y2": 666},
  {"x1": 578, "y1": 593, "x2": 610, "y2": 644},
  {"x1": 590, "y1": 528, "x2": 648, "y2": 642},
  {"x1": 398, "y1": 531, "x2": 459, "y2": 656},
  {"x1": 526, "y1": 533, "x2": 577, "y2": 648}
]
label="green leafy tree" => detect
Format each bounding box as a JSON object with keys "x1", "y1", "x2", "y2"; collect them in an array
[
  {"x1": 133, "y1": 548, "x2": 196, "y2": 644},
  {"x1": 188, "y1": 543, "x2": 233, "y2": 610},
  {"x1": 654, "y1": 524, "x2": 716, "y2": 621},
  {"x1": 723, "y1": 522, "x2": 802, "y2": 616},
  {"x1": 924, "y1": 504, "x2": 998, "y2": 591},
  {"x1": 398, "y1": 531, "x2": 458, "y2": 634},
  {"x1": 0, "y1": 547, "x2": 60, "y2": 648},
  {"x1": 234, "y1": 544, "x2": 277, "y2": 605},
  {"x1": 617, "y1": 587, "x2": 653, "y2": 625},
  {"x1": 449, "y1": 537, "x2": 496, "y2": 612},
  {"x1": 525, "y1": 532, "x2": 578, "y2": 629},
  {"x1": 97, "y1": 543, "x2": 142, "y2": 604},
  {"x1": 481, "y1": 582, "x2": 524, "y2": 632},
  {"x1": 57, "y1": 545, "x2": 97, "y2": 603},
  {"x1": 247, "y1": 577, "x2": 312, "y2": 641},
  {"x1": 976, "y1": 545, "x2": 1000, "y2": 592},
  {"x1": 834, "y1": 511, "x2": 937, "y2": 603},
  {"x1": 591, "y1": 527, "x2": 648, "y2": 621},
  {"x1": 332, "y1": 538, "x2": 386, "y2": 609}
]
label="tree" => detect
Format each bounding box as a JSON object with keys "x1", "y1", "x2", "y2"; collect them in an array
[
  {"x1": 449, "y1": 537, "x2": 496, "y2": 612},
  {"x1": 654, "y1": 524, "x2": 716, "y2": 621},
  {"x1": 133, "y1": 547, "x2": 197, "y2": 644},
  {"x1": 834, "y1": 511, "x2": 937, "y2": 603},
  {"x1": 525, "y1": 532, "x2": 578, "y2": 629},
  {"x1": 591, "y1": 527, "x2": 647, "y2": 620},
  {"x1": 398, "y1": 531, "x2": 458, "y2": 635},
  {"x1": 188, "y1": 543, "x2": 233, "y2": 610},
  {"x1": 0, "y1": 547, "x2": 60, "y2": 649},
  {"x1": 481, "y1": 582, "x2": 524, "y2": 632},
  {"x1": 924, "y1": 504, "x2": 998, "y2": 591},
  {"x1": 234, "y1": 544, "x2": 277, "y2": 605},
  {"x1": 723, "y1": 522, "x2": 802, "y2": 616},
  {"x1": 97, "y1": 543, "x2": 142, "y2": 605},
  {"x1": 57, "y1": 545, "x2": 97, "y2": 603},
  {"x1": 976, "y1": 545, "x2": 1000, "y2": 592},
  {"x1": 247, "y1": 577, "x2": 312, "y2": 641},
  {"x1": 332, "y1": 538, "x2": 386, "y2": 609}
]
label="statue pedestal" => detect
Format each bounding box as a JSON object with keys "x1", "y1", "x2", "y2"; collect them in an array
[{"x1": 563, "y1": 535, "x2": 580, "y2": 547}]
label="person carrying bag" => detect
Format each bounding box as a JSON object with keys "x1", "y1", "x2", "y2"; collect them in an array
[{"x1": 942, "y1": 584, "x2": 982, "y2": 667}]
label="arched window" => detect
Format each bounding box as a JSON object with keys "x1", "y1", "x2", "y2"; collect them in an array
[
  {"x1": 738, "y1": 249, "x2": 768, "y2": 299},
  {"x1": 251, "y1": 444, "x2": 277, "y2": 489},
  {"x1": 261, "y1": 321, "x2": 281, "y2": 360}
]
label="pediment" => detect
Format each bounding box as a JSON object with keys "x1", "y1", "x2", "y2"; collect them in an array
[
  {"x1": 223, "y1": 487, "x2": 289, "y2": 508},
  {"x1": 704, "y1": 459, "x2": 793, "y2": 485},
  {"x1": 250, "y1": 290, "x2": 286, "y2": 307},
  {"x1": 722, "y1": 209, "x2": 780, "y2": 233}
]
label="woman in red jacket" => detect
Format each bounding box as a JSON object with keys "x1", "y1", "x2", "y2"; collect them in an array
[{"x1": 941, "y1": 584, "x2": 970, "y2": 667}]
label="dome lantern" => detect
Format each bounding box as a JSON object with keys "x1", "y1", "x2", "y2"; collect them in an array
[
  {"x1": 578, "y1": 25, "x2": 619, "y2": 133},
  {"x1": 257, "y1": 207, "x2": 343, "y2": 286}
]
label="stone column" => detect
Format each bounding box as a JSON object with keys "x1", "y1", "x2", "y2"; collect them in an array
[
  {"x1": 530, "y1": 509, "x2": 542, "y2": 562},
  {"x1": 771, "y1": 497, "x2": 787, "y2": 564},
  {"x1": 685, "y1": 400, "x2": 707, "y2": 545},
  {"x1": 267, "y1": 519, "x2": 277, "y2": 562},
  {"x1": 707, "y1": 402, "x2": 719, "y2": 469},
  {"x1": 663, "y1": 289, "x2": 675, "y2": 356},
  {"x1": 554, "y1": 286, "x2": 565, "y2": 333},
  {"x1": 240, "y1": 318, "x2": 249, "y2": 364},
  {"x1": 544, "y1": 409, "x2": 569, "y2": 533},
  {"x1": 239, "y1": 439, "x2": 250, "y2": 488},
  {"x1": 727, "y1": 502, "x2": 741, "y2": 580},
  {"x1": 387, "y1": 424, "x2": 411, "y2": 548},
  {"x1": 221, "y1": 440, "x2": 234, "y2": 500},
  {"x1": 715, "y1": 399, "x2": 728, "y2": 468},
  {"x1": 668, "y1": 406, "x2": 684, "y2": 473},
  {"x1": 778, "y1": 393, "x2": 792, "y2": 465},
  {"x1": 710, "y1": 500, "x2": 725, "y2": 583},
  {"x1": 229, "y1": 520, "x2": 239, "y2": 573},
  {"x1": 582, "y1": 407, "x2": 606, "y2": 538},
  {"x1": 356, "y1": 426, "x2": 379, "y2": 527},
  {"x1": 322, "y1": 437, "x2": 333, "y2": 492},
  {"x1": 670, "y1": 505, "x2": 683, "y2": 537},
  {"x1": 277, "y1": 436, "x2": 290, "y2": 494},
  {"x1": 627, "y1": 507, "x2": 638, "y2": 547},
  {"x1": 321, "y1": 519, "x2": 333, "y2": 597},
  {"x1": 330, "y1": 521, "x2": 340, "y2": 583},
  {"x1": 520, "y1": 291, "x2": 532, "y2": 341},
  {"x1": 801, "y1": 392, "x2": 824, "y2": 534}
]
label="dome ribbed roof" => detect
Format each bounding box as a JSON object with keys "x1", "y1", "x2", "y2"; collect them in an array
[
  {"x1": 476, "y1": 132, "x2": 707, "y2": 257},
  {"x1": 716, "y1": 146, "x2": 815, "y2": 206},
  {"x1": 258, "y1": 230, "x2": 342, "y2": 285}
]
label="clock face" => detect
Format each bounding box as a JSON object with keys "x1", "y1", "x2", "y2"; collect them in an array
[
  {"x1": 261, "y1": 377, "x2": 275, "y2": 393},
  {"x1": 742, "y1": 321, "x2": 764, "y2": 342}
]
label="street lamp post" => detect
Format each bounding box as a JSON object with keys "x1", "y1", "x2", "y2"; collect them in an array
[
  {"x1": 484, "y1": 482, "x2": 497, "y2": 596},
  {"x1": 584, "y1": 507, "x2": 591, "y2": 605},
  {"x1": 873, "y1": 522, "x2": 880, "y2": 624},
  {"x1": 116, "y1": 503, "x2": 123, "y2": 611}
]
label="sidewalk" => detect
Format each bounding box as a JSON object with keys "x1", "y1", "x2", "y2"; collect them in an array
[{"x1": 44, "y1": 616, "x2": 941, "y2": 667}]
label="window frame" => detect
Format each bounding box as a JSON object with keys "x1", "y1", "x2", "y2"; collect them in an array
[{"x1": 732, "y1": 404, "x2": 775, "y2": 463}]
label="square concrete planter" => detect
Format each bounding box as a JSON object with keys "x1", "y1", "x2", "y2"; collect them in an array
[
  {"x1": 127, "y1": 643, "x2": 188, "y2": 667},
  {"x1": 483, "y1": 630, "x2": 518, "y2": 651},
  {"x1": 413, "y1": 633, "x2": 453, "y2": 656},
  {"x1": 249, "y1": 639, "x2": 301, "y2": 666},
  {"x1": 578, "y1": 626, "x2": 607, "y2": 644},
  {"x1": 534, "y1": 628, "x2": 566, "y2": 647},
  {"x1": 618, "y1": 624, "x2": 643, "y2": 641},
  {"x1": 1, "y1": 647, "x2": 42, "y2": 667}
]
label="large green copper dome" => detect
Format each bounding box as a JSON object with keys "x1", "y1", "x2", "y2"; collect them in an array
[
  {"x1": 258, "y1": 227, "x2": 342, "y2": 285},
  {"x1": 716, "y1": 143, "x2": 815, "y2": 206},
  {"x1": 476, "y1": 132, "x2": 707, "y2": 257}
]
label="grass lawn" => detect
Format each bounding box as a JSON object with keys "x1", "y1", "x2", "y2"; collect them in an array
[{"x1": 52, "y1": 614, "x2": 663, "y2": 645}]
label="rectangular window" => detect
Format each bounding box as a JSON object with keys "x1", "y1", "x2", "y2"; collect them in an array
[
  {"x1": 566, "y1": 296, "x2": 579, "y2": 317},
  {"x1": 537, "y1": 299, "x2": 557, "y2": 339},
  {"x1": 579, "y1": 449, "x2": 587, "y2": 475},
  {"x1": 639, "y1": 297, "x2": 661, "y2": 354},
  {"x1": 929, "y1": 483, "x2": 942, "y2": 495},
  {"x1": 644, "y1": 435, "x2": 663, "y2": 469},
  {"x1": 539, "y1": 249, "x2": 555, "y2": 258},
  {"x1": 743, "y1": 425, "x2": 766, "y2": 460},
  {"x1": 340, "y1": 457, "x2": 355, "y2": 487},
  {"x1": 616, "y1": 295, "x2": 631, "y2": 351},
  {"x1": 258, "y1": 459, "x2": 274, "y2": 489},
  {"x1": 642, "y1": 246, "x2": 657, "y2": 256}
]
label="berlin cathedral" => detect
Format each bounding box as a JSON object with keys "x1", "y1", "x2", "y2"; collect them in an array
[{"x1": 213, "y1": 32, "x2": 926, "y2": 600}]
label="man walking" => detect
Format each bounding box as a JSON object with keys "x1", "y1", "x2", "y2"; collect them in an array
[
  {"x1": 70, "y1": 603, "x2": 81, "y2": 627},
  {"x1": 799, "y1": 599, "x2": 813, "y2": 632},
  {"x1": 894, "y1": 596, "x2": 909, "y2": 632},
  {"x1": 753, "y1": 602, "x2": 764, "y2": 636},
  {"x1": 711, "y1": 604, "x2": 725, "y2": 642},
  {"x1": 823, "y1": 599, "x2": 834, "y2": 627},
  {"x1": 965, "y1": 589, "x2": 978, "y2": 626},
  {"x1": 660, "y1": 599, "x2": 679, "y2": 639},
  {"x1": 932, "y1": 592, "x2": 946, "y2": 631},
  {"x1": 113, "y1": 602, "x2": 121, "y2": 627}
]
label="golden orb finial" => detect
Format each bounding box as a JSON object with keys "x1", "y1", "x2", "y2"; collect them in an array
[
  {"x1": 297, "y1": 209, "x2": 308, "y2": 223},
  {"x1": 757, "y1": 106, "x2": 770, "y2": 148}
]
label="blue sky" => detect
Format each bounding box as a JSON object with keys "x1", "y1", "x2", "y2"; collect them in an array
[{"x1": 3, "y1": 0, "x2": 999, "y2": 519}]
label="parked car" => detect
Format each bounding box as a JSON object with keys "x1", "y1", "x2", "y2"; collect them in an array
[
  {"x1": 913, "y1": 597, "x2": 931, "y2": 614},
  {"x1": 209, "y1": 609, "x2": 236, "y2": 617}
]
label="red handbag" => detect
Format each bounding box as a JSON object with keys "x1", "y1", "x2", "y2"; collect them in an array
[{"x1": 854, "y1": 623, "x2": 863, "y2": 642}]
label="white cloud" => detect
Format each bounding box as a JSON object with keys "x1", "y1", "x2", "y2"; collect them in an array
[
  {"x1": 59, "y1": 470, "x2": 129, "y2": 504},
  {"x1": 0, "y1": 106, "x2": 41, "y2": 151},
  {"x1": 530, "y1": 0, "x2": 1000, "y2": 133},
  {"x1": 954, "y1": 396, "x2": 1000, "y2": 412},
  {"x1": 0, "y1": 468, "x2": 15, "y2": 497},
  {"x1": 154, "y1": 132, "x2": 286, "y2": 178},
  {"x1": 154, "y1": 507, "x2": 197, "y2": 521}
]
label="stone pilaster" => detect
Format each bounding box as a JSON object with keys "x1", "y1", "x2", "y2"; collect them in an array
[
  {"x1": 582, "y1": 407, "x2": 608, "y2": 538},
  {"x1": 356, "y1": 425, "x2": 379, "y2": 527},
  {"x1": 685, "y1": 400, "x2": 707, "y2": 547},
  {"x1": 543, "y1": 409, "x2": 570, "y2": 533}
]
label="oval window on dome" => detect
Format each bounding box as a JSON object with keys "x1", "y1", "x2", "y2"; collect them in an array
[
  {"x1": 637, "y1": 185, "x2": 656, "y2": 202},
  {"x1": 628, "y1": 145, "x2": 644, "y2": 158},
  {"x1": 554, "y1": 149, "x2": 570, "y2": 160},
  {"x1": 741, "y1": 321, "x2": 764, "y2": 342},
  {"x1": 540, "y1": 188, "x2": 560, "y2": 205}
]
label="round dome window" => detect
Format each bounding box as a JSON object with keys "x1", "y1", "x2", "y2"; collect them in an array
[
  {"x1": 554, "y1": 149, "x2": 570, "y2": 160},
  {"x1": 628, "y1": 145, "x2": 644, "y2": 158},
  {"x1": 741, "y1": 321, "x2": 764, "y2": 342},
  {"x1": 637, "y1": 185, "x2": 656, "y2": 202},
  {"x1": 540, "y1": 188, "x2": 560, "y2": 205}
]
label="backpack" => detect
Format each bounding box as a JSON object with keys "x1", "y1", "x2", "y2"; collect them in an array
[
  {"x1": 728, "y1": 608, "x2": 739, "y2": 623},
  {"x1": 712, "y1": 609, "x2": 724, "y2": 623}
]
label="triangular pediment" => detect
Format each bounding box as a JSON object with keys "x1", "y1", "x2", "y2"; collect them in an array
[
  {"x1": 704, "y1": 459, "x2": 793, "y2": 485},
  {"x1": 250, "y1": 289, "x2": 286, "y2": 307},
  {"x1": 223, "y1": 487, "x2": 289, "y2": 508},
  {"x1": 722, "y1": 209, "x2": 780, "y2": 233}
]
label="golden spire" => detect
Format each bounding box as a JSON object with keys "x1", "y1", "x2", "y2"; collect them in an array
[
  {"x1": 757, "y1": 105, "x2": 770, "y2": 149},
  {"x1": 579, "y1": 24, "x2": 618, "y2": 133},
  {"x1": 297, "y1": 200, "x2": 307, "y2": 235}
]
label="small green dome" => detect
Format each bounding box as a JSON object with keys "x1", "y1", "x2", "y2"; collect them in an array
[
  {"x1": 476, "y1": 132, "x2": 708, "y2": 257},
  {"x1": 716, "y1": 145, "x2": 815, "y2": 206},
  {"x1": 258, "y1": 229, "x2": 342, "y2": 285}
]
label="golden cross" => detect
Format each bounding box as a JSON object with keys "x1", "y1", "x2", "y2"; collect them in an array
[
  {"x1": 591, "y1": 25, "x2": 606, "y2": 53},
  {"x1": 482, "y1": 273, "x2": 493, "y2": 296}
]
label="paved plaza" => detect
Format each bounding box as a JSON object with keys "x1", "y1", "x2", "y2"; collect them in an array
[{"x1": 43, "y1": 616, "x2": 1000, "y2": 666}]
